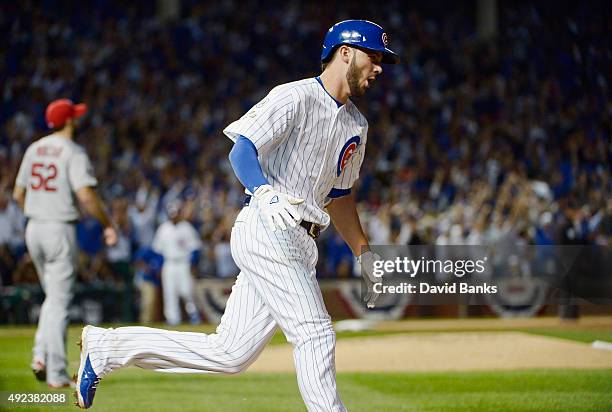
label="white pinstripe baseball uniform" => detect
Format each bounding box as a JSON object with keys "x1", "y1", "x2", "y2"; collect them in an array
[
  {"x1": 81, "y1": 78, "x2": 367, "y2": 412},
  {"x1": 15, "y1": 133, "x2": 97, "y2": 385}
]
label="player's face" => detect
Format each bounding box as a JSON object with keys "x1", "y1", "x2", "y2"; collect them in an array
[{"x1": 346, "y1": 48, "x2": 383, "y2": 97}]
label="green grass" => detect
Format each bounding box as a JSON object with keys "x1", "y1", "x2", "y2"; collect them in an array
[
  {"x1": 1, "y1": 369, "x2": 611, "y2": 412},
  {"x1": 1, "y1": 326, "x2": 611, "y2": 411}
]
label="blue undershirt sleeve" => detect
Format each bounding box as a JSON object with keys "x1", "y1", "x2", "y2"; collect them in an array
[{"x1": 228, "y1": 135, "x2": 270, "y2": 193}]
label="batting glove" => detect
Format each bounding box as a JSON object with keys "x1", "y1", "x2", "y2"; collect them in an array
[
  {"x1": 253, "y1": 184, "x2": 304, "y2": 231},
  {"x1": 357, "y1": 250, "x2": 383, "y2": 309}
]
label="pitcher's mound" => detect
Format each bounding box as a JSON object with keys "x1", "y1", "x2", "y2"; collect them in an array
[{"x1": 248, "y1": 332, "x2": 612, "y2": 372}]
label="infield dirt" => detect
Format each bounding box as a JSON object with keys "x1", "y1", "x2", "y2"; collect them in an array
[{"x1": 248, "y1": 317, "x2": 612, "y2": 372}]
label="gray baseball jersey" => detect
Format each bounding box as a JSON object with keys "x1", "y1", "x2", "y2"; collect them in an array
[{"x1": 15, "y1": 133, "x2": 97, "y2": 222}]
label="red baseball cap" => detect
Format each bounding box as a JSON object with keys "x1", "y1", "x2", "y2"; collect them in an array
[{"x1": 45, "y1": 99, "x2": 88, "y2": 128}]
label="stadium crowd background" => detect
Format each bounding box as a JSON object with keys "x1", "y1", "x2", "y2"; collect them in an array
[{"x1": 0, "y1": 1, "x2": 609, "y2": 320}]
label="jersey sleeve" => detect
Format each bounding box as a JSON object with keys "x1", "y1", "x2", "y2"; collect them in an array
[
  {"x1": 330, "y1": 135, "x2": 367, "y2": 197},
  {"x1": 14, "y1": 148, "x2": 32, "y2": 188},
  {"x1": 68, "y1": 150, "x2": 98, "y2": 191},
  {"x1": 223, "y1": 86, "x2": 297, "y2": 155}
]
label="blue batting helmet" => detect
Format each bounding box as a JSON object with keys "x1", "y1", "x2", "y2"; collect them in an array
[{"x1": 321, "y1": 20, "x2": 399, "y2": 64}]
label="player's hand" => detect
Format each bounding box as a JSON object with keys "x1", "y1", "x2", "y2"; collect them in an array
[
  {"x1": 253, "y1": 184, "x2": 304, "y2": 231},
  {"x1": 358, "y1": 250, "x2": 382, "y2": 309},
  {"x1": 103, "y1": 226, "x2": 118, "y2": 247}
]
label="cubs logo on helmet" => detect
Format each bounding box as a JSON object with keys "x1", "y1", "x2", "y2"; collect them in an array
[{"x1": 337, "y1": 136, "x2": 360, "y2": 176}]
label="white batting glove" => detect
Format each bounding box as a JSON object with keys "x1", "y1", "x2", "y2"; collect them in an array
[
  {"x1": 253, "y1": 184, "x2": 304, "y2": 231},
  {"x1": 357, "y1": 250, "x2": 383, "y2": 309}
]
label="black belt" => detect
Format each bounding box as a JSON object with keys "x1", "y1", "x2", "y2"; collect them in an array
[
  {"x1": 27, "y1": 218, "x2": 78, "y2": 225},
  {"x1": 244, "y1": 195, "x2": 321, "y2": 239}
]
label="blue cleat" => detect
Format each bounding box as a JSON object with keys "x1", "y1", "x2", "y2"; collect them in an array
[{"x1": 75, "y1": 326, "x2": 100, "y2": 409}]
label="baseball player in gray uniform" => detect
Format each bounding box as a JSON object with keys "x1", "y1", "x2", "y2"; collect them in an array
[
  {"x1": 13, "y1": 99, "x2": 117, "y2": 388},
  {"x1": 75, "y1": 20, "x2": 397, "y2": 411}
]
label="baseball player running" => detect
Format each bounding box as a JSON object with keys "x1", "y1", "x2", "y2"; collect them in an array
[
  {"x1": 75, "y1": 20, "x2": 397, "y2": 411},
  {"x1": 13, "y1": 99, "x2": 117, "y2": 388}
]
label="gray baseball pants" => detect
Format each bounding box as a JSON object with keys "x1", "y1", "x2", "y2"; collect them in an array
[{"x1": 26, "y1": 220, "x2": 77, "y2": 385}]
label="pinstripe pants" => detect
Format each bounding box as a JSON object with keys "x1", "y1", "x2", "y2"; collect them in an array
[{"x1": 86, "y1": 205, "x2": 346, "y2": 412}]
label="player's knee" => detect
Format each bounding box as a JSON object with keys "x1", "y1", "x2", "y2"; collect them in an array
[
  {"x1": 215, "y1": 340, "x2": 260, "y2": 374},
  {"x1": 324, "y1": 324, "x2": 337, "y2": 346},
  {"x1": 225, "y1": 366, "x2": 246, "y2": 375},
  {"x1": 315, "y1": 317, "x2": 335, "y2": 338},
  {"x1": 224, "y1": 358, "x2": 250, "y2": 375},
  {"x1": 291, "y1": 317, "x2": 336, "y2": 347}
]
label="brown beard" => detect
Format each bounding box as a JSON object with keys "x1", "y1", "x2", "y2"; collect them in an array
[{"x1": 346, "y1": 53, "x2": 364, "y2": 97}]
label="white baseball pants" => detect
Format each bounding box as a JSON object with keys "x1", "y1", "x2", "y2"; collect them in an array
[
  {"x1": 160, "y1": 261, "x2": 200, "y2": 325},
  {"x1": 26, "y1": 220, "x2": 77, "y2": 385},
  {"x1": 85, "y1": 205, "x2": 346, "y2": 412}
]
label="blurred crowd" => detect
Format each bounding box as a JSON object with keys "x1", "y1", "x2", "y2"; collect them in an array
[{"x1": 1, "y1": 0, "x2": 610, "y2": 296}]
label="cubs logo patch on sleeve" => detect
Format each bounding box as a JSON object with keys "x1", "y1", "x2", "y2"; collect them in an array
[{"x1": 337, "y1": 135, "x2": 361, "y2": 176}]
